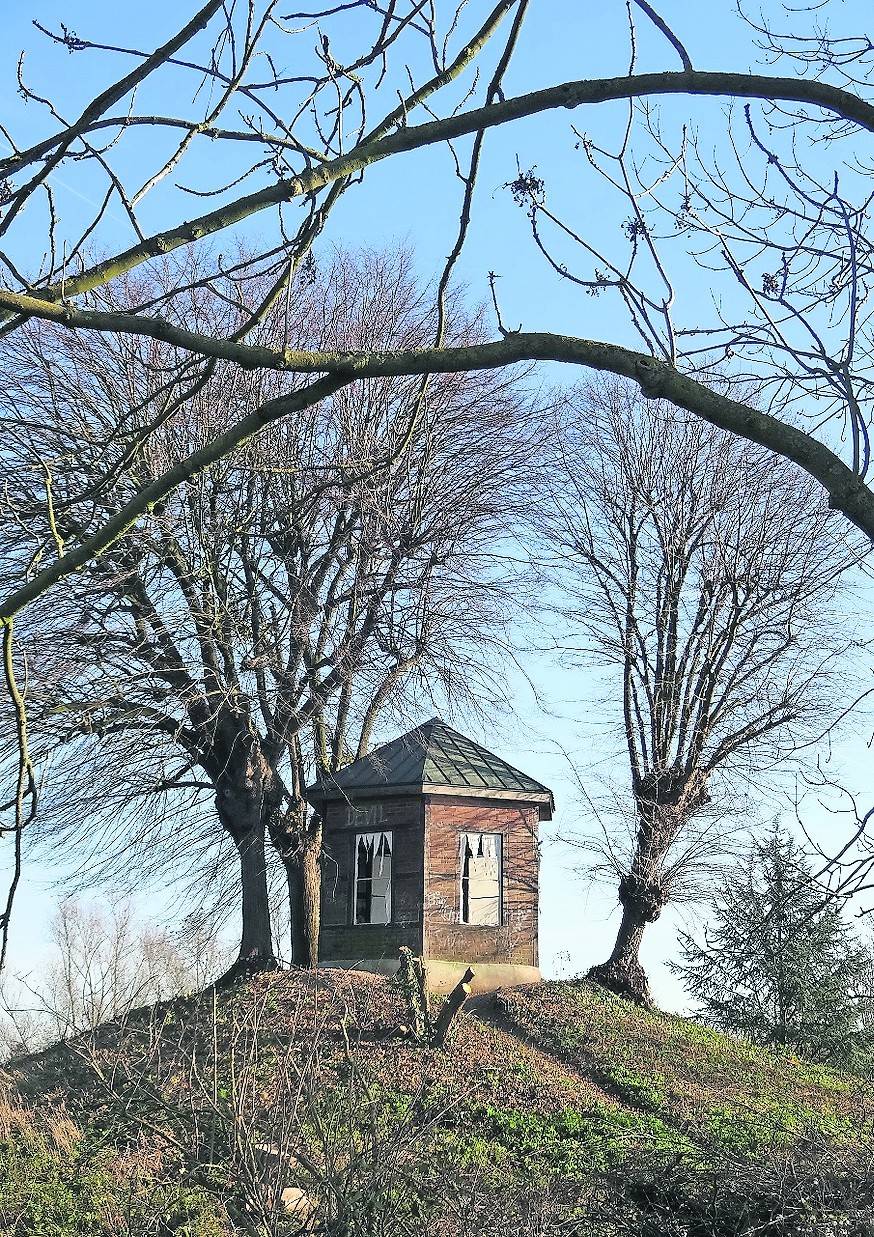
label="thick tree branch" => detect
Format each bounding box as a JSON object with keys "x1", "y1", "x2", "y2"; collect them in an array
[
  {"x1": 0, "y1": 375, "x2": 350, "y2": 623},
  {"x1": 4, "y1": 69, "x2": 873, "y2": 321},
  {"x1": 1, "y1": 336, "x2": 871, "y2": 630}
]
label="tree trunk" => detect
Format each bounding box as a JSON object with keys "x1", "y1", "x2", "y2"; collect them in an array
[
  {"x1": 216, "y1": 786, "x2": 277, "y2": 978},
  {"x1": 234, "y1": 825, "x2": 276, "y2": 971},
  {"x1": 589, "y1": 787, "x2": 699, "y2": 1004},
  {"x1": 590, "y1": 865, "x2": 667, "y2": 999},
  {"x1": 271, "y1": 806, "x2": 322, "y2": 969},
  {"x1": 287, "y1": 860, "x2": 305, "y2": 967},
  {"x1": 588, "y1": 894, "x2": 653, "y2": 1005},
  {"x1": 284, "y1": 826, "x2": 321, "y2": 968}
]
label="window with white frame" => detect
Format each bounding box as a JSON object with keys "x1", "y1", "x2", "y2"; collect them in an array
[
  {"x1": 460, "y1": 832, "x2": 502, "y2": 925},
  {"x1": 354, "y1": 831, "x2": 392, "y2": 924}
]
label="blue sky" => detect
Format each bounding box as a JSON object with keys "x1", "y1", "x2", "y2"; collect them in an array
[{"x1": 2, "y1": 0, "x2": 873, "y2": 1009}]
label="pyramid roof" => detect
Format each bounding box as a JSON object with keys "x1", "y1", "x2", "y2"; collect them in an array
[{"x1": 306, "y1": 718, "x2": 553, "y2": 818}]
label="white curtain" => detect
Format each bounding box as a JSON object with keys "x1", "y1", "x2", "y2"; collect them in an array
[{"x1": 461, "y1": 833, "x2": 501, "y2": 925}]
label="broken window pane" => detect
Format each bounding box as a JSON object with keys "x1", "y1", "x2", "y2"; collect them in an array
[
  {"x1": 354, "y1": 831, "x2": 392, "y2": 924},
  {"x1": 460, "y1": 832, "x2": 502, "y2": 925}
]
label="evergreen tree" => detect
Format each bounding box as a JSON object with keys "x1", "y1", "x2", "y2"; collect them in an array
[{"x1": 674, "y1": 828, "x2": 874, "y2": 1066}]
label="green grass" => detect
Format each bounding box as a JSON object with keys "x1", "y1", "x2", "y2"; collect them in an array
[
  {"x1": 445, "y1": 1099, "x2": 693, "y2": 1178},
  {"x1": 0, "y1": 1090, "x2": 228, "y2": 1237},
  {"x1": 6, "y1": 971, "x2": 872, "y2": 1232},
  {"x1": 496, "y1": 980, "x2": 871, "y2": 1154}
]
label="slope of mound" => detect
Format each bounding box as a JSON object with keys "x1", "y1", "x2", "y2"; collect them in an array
[
  {"x1": 496, "y1": 980, "x2": 871, "y2": 1152},
  {"x1": 11, "y1": 969, "x2": 613, "y2": 1119},
  {"x1": 10, "y1": 969, "x2": 871, "y2": 1159},
  {"x1": 3, "y1": 970, "x2": 872, "y2": 1235}
]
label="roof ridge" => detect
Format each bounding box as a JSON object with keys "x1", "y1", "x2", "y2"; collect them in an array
[
  {"x1": 350, "y1": 717, "x2": 432, "y2": 764},
  {"x1": 428, "y1": 727, "x2": 479, "y2": 788}
]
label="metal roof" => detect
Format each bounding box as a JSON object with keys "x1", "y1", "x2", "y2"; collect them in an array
[{"x1": 306, "y1": 718, "x2": 554, "y2": 816}]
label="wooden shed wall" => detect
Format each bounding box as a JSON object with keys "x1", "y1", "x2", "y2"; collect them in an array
[
  {"x1": 318, "y1": 795, "x2": 425, "y2": 961},
  {"x1": 423, "y1": 795, "x2": 539, "y2": 967}
]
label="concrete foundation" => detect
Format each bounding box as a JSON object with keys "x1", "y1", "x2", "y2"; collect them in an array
[{"x1": 321, "y1": 957, "x2": 541, "y2": 995}]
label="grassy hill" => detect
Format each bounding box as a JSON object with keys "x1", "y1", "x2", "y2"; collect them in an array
[{"x1": 3, "y1": 971, "x2": 873, "y2": 1235}]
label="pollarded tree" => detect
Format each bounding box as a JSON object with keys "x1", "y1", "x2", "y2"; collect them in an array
[
  {"x1": 673, "y1": 827, "x2": 874, "y2": 1066},
  {"x1": 540, "y1": 376, "x2": 854, "y2": 1003},
  {"x1": 0, "y1": 247, "x2": 534, "y2": 974}
]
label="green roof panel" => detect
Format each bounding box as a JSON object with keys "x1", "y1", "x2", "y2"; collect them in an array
[{"x1": 306, "y1": 718, "x2": 553, "y2": 812}]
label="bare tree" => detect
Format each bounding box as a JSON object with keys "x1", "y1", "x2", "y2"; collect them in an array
[
  {"x1": 538, "y1": 376, "x2": 854, "y2": 1002},
  {"x1": 4, "y1": 4, "x2": 874, "y2": 956},
  {"x1": 0, "y1": 246, "x2": 535, "y2": 974},
  {"x1": 1, "y1": 3, "x2": 874, "y2": 616},
  {"x1": 0, "y1": 898, "x2": 225, "y2": 1056}
]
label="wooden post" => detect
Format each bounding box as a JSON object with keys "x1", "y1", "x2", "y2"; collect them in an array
[
  {"x1": 397, "y1": 947, "x2": 430, "y2": 1040},
  {"x1": 413, "y1": 954, "x2": 434, "y2": 1038},
  {"x1": 431, "y1": 967, "x2": 475, "y2": 1048}
]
